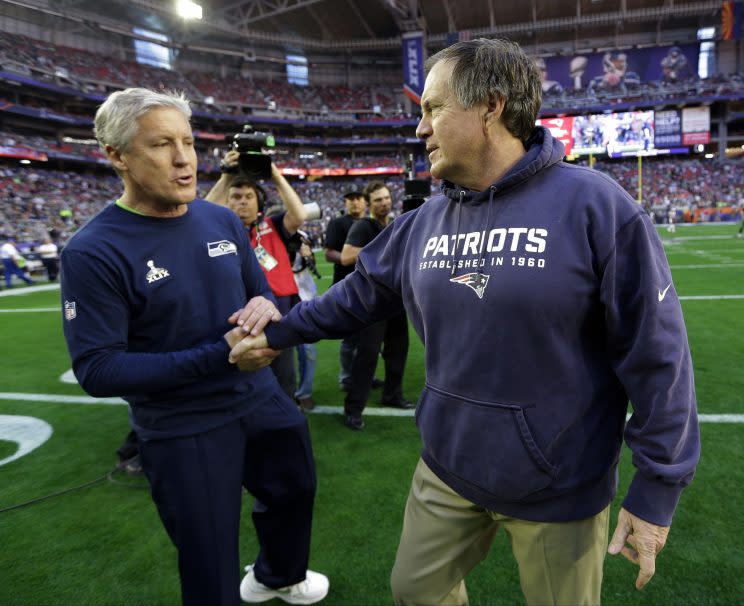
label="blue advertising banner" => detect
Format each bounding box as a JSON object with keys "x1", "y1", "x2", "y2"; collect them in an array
[
  {"x1": 537, "y1": 43, "x2": 699, "y2": 93},
  {"x1": 402, "y1": 31, "x2": 425, "y2": 105}
]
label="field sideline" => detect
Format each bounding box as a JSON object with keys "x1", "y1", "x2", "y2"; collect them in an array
[{"x1": 0, "y1": 223, "x2": 742, "y2": 605}]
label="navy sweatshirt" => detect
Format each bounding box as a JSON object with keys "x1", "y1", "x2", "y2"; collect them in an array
[
  {"x1": 60, "y1": 199, "x2": 277, "y2": 440},
  {"x1": 265, "y1": 127, "x2": 700, "y2": 526}
]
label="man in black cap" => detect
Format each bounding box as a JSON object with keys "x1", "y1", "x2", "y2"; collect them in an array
[
  {"x1": 338, "y1": 180, "x2": 413, "y2": 430},
  {"x1": 324, "y1": 190, "x2": 369, "y2": 390}
]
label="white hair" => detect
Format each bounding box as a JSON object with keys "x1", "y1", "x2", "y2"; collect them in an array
[{"x1": 93, "y1": 88, "x2": 191, "y2": 152}]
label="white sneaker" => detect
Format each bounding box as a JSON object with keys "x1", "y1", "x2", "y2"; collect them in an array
[{"x1": 240, "y1": 565, "x2": 329, "y2": 604}]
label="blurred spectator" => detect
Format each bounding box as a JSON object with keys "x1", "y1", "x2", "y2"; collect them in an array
[
  {"x1": 1, "y1": 235, "x2": 34, "y2": 287},
  {"x1": 0, "y1": 157, "x2": 741, "y2": 255},
  {"x1": 36, "y1": 236, "x2": 59, "y2": 281}
]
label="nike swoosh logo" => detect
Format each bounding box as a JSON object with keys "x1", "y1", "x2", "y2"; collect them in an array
[{"x1": 658, "y1": 283, "x2": 672, "y2": 302}]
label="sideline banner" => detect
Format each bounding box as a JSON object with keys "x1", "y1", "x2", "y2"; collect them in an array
[{"x1": 402, "y1": 31, "x2": 425, "y2": 105}]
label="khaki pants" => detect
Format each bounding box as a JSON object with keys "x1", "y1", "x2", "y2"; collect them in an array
[{"x1": 391, "y1": 459, "x2": 610, "y2": 606}]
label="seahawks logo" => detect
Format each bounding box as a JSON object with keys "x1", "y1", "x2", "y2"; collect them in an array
[{"x1": 207, "y1": 240, "x2": 238, "y2": 257}]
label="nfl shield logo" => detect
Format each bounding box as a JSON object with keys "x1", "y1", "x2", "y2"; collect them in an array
[{"x1": 64, "y1": 300, "x2": 76, "y2": 321}]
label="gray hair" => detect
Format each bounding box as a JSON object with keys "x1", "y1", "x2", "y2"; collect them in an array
[
  {"x1": 425, "y1": 38, "x2": 542, "y2": 143},
  {"x1": 94, "y1": 88, "x2": 192, "y2": 151}
]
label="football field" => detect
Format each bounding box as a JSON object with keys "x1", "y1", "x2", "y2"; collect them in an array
[{"x1": 0, "y1": 223, "x2": 742, "y2": 605}]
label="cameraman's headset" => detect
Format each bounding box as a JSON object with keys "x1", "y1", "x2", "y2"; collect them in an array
[
  {"x1": 232, "y1": 179, "x2": 269, "y2": 223},
  {"x1": 251, "y1": 183, "x2": 269, "y2": 219}
]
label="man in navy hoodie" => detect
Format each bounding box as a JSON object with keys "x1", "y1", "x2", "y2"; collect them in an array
[
  {"x1": 230, "y1": 39, "x2": 699, "y2": 606},
  {"x1": 60, "y1": 88, "x2": 328, "y2": 606}
]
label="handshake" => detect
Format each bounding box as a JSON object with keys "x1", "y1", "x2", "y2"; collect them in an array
[{"x1": 223, "y1": 295, "x2": 283, "y2": 371}]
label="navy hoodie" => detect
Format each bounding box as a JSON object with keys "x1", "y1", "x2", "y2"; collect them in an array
[{"x1": 266, "y1": 127, "x2": 700, "y2": 526}]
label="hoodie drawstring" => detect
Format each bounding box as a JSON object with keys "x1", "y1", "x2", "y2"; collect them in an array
[
  {"x1": 450, "y1": 190, "x2": 465, "y2": 277},
  {"x1": 450, "y1": 187, "x2": 495, "y2": 277},
  {"x1": 477, "y1": 186, "x2": 496, "y2": 277}
]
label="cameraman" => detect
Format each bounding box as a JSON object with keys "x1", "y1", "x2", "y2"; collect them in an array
[{"x1": 206, "y1": 149, "x2": 307, "y2": 398}]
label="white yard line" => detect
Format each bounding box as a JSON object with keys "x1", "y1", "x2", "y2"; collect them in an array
[
  {"x1": 665, "y1": 235, "x2": 742, "y2": 242},
  {"x1": 0, "y1": 392, "x2": 742, "y2": 422},
  {"x1": 0, "y1": 392, "x2": 126, "y2": 405},
  {"x1": 0, "y1": 308, "x2": 60, "y2": 313},
  {"x1": 0, "y1": 284, "x2": 60, "y2": 297},
  {"x1": 679, "y1": 295, "x2": 744, "y2": 300},
  {"x1": 670, "y1": 263, "x2": 744, "y2": 269}
]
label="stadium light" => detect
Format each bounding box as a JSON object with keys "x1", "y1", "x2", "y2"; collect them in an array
[{"x1": 176, "y1": 0, "x2": 202, "y2": 20}]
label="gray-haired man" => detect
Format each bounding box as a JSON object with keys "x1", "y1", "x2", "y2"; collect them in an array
[
  {"x1": 60, "y1": 88, "x2": 328, "y2": 606},
  {"x1": 229, "y1": 39, "x2": 699, "y2": 605}
]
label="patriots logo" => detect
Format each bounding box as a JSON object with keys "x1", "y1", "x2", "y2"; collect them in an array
[{"x1": 450, "y1": 272, "x2": 489, "y2": 299}]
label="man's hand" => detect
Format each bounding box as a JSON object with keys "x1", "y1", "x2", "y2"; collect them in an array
[
  {"x1": 228, "y1": 296, "x2": 281, "y2": 336},
  {"x1": 608, "y1": 507, "x2": 670, "y2": 590},
  {"x1": 223, "y1": 326, "x2": 278, "y2": 371},
  {"x1": 229, "y1": 333, "x2": 270, "y2": 365},
  {"x1": 220, "y1": 149, "x2": 240, "y2": 173}
]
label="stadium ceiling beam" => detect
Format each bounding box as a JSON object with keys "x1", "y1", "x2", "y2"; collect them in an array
[
  {"x1": 382, "y1": 0, "x2": 425, "y2": 33},
  {"x1": 3, "y1": 0, "x2": 722, "y2": 51},
  {"x1": 54, "y1": 0, "x2": 93, "y2": 8},
  {"x1": 347, "y1": 0, "x2": 377, "y2": 39},
  {"x1": 441, "y1": 0, "x2": 455, "y2": 32},
  {"x1": 306, "y1": 4, "x2": 332, "y2": 40},
  {"x1": 219, "y1": 0, "x2": 325, "y2": 28}
]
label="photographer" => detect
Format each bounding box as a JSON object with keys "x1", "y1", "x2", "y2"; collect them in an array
[
  {"x1": 292, "y1": 229, "x2": 320, "y2": 411},
  {"x1": 206, "y1": 149, "x2": 308, "y2": 398}
]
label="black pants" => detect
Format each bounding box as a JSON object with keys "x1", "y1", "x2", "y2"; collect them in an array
[
  {"x1": 345, "y1": 310, "x2": 409, "y2": 417},
  {"x1": 381, "y1": 310, "x2": 409, "y2": 404},
  {"x1": 41, "y1": 258, "x2": 58, "y2": 281},
  {"x1": 271, "y1": 295, "x2": 299, "y2": 399},
  {"x1": 139, "y1": 389, "x2": 317, "y2": 606},
  {"x1": 116, "y1": 429, "x2": 139, "y2": 461}
]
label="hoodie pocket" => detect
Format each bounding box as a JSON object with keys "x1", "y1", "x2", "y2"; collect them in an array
[{"x1": 416, "y1": 384, "x2": 557, "y2": 501}]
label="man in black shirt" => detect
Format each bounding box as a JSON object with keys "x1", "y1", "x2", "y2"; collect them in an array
[
  {"x1": 324, "y1": 191, "x2": 367, "y2": 390},
  {"x1": 339, "y1": 181, "x2": 412, "y2": 430}
]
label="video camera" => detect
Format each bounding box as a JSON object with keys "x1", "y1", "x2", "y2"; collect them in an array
[
  {"x1": 402, "y1": 153, "x2": 431, "y2": 213},
  {"x1": 227, "y1": 124, "x2": 276, "y2": 180}
]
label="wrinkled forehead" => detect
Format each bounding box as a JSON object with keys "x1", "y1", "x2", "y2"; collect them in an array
[
  {"x1": 132, "y1": 107, "x2": 192, "y2": 143},
  {"x1": 422, "y1": 60, "x2": 455, "y2": 103}
]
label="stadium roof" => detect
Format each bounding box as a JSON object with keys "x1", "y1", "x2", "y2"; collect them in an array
[{"x1": 9, "y1": 0, "x2": 722, "y2": 51}]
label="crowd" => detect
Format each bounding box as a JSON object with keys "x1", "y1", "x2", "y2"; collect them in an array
[
  {"x1": 1, "y1": 128, "x2": 409, "y2": 173},
  {"x1": 0, "y1": 163, "x2": 407, "y2": 249},
  {"x1": 6, "y1": 31, "x2": 743, "y2": 119},
  {"x1": 0, "y1": 32, "x2": 403, "y2": 117},
  {"x1": 543, "y1": 73, "x2": 744, "y2": 110},
  {"x1": 590, "y1": 158, "x2": 744, "y2": 218},
  {"x1": 0, "y1": 130, "x2": 106, "y2": 161},
  {"x1": 0, "y1": 166, "x2": 120, "y2": 246},
  {"x1": 2, "y1": 156, "x2": 742, "y2": 254}
]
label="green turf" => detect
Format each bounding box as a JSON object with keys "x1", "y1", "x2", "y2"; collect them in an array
[
  {"x1": 0, "y1": 440, "x2": 16, "y2": 460},
  {"x1": 0, "y1": 226, "x2": 742, "y2": 605}
]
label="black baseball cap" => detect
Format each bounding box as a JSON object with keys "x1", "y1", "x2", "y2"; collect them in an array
[{"x1": 343, "y1": 191, "x2": 365, "y2": 200}]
